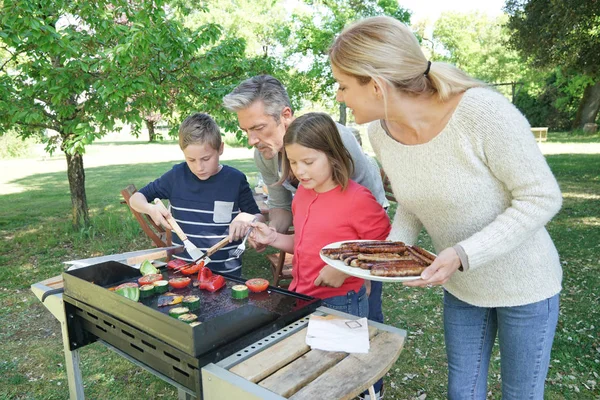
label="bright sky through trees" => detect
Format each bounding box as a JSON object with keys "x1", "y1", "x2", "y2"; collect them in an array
[{"x1": 401, "y1": 0, "x2": 505, "y2": 22}]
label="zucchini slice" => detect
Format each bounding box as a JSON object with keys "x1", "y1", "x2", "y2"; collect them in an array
[
  {"x1": 231, "y1": 285, "x2": 249, "y2": 300},
  {"x1": 183, "y1": 295, "x2": 200, "y2": 311},
  {"x1": 178, "y1": 313, "x2": 198, "y2": 324},
  {"x1": 153, "y1": 280, "x2": 169, "y2": 294},
  {"x1": 168, "y1": 306, "x2": 189, "y2": 318},
  {"x1": 139, "y1": 284, "x2": 155, "y2": 298}
]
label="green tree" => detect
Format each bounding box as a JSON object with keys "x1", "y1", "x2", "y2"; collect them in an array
[
  {"x1": 279, "y1": 0, "x2": 411, "y2": 124},
  {"x1": 432, "y1": 13, "x2": 524, "y2": 84},
  {"x1": 0, "y1": 0, "x2": 253, "y2": 227},
  {"x1": 505, "y1": 0, "x2": 600, "y2": 129},
  {"x1": 427, "y1": 12, "x2": 529, "y2": 101}
]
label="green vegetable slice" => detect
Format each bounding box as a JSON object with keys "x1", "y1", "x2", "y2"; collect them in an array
[
  {"x1": 231, "y1": 285, "x2": 249, "y2": 300},
  {"x1": 140, "y1": 260, "x2": 159, "y2": 276},
  {"x1": 115, "y1": 287, "x2": 140, "y2": 302}
]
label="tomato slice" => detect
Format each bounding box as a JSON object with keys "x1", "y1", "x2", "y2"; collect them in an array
[
  {"x1": 169, "y1": 277, "x2": 192, "y2": 289},
  {"x1": 138, "y1": 273, "x2": 163, "y2": 285},
  {"x1": 115, "y1": 282, "x2": 139, "y2": 291},
  {"x1": 245, "y1": 278, "x2": 269, "y2": 293},
  {"x1": 167, "y1": 258, "x2": 188, "y2": 270}
]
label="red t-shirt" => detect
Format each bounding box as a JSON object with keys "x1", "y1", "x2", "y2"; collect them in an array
[{"x1": 290, "y1": 180, "x2": 391, "y2": 299}]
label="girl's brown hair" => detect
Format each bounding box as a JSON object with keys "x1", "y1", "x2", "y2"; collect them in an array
[{"x1": 279, "y1": 112, "x2": 354, "y2": 190}]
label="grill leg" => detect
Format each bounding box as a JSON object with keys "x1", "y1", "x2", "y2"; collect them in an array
[{"x1": 178, "y1": 388, "x2": 195, "y2": 400}]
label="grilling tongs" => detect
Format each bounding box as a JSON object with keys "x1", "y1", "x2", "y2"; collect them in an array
[{"x1": 153, "y1": 198, "x2": 230, "y2": 265}]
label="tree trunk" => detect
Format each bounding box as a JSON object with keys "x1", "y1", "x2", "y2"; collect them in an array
[
  {"x1": 573, "y1": 81, "x2": 600, "y2": 130},
  {"x1": 65, "y1": 151, "x2": 89, "y2": 229},
  {"x1": 339, "y1": 103, "x2": 347, "y2": 125},
  {"x1": 147, "y1": 120, "x2": 157, "y2": 142}
]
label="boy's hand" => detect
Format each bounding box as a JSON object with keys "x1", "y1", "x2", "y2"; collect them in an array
[
  {"x1": 148, "y1": 204, "x2": 172, "y2": 230},
  {"x1": 229, "y1": 212, "x2": 258, "y2": 241},
  {"x1": 249, "y1": 221, "x2": 278, "y2": 246},
  {"x1": 314, "y1": 265, "x2": 350, "y2": 288}
]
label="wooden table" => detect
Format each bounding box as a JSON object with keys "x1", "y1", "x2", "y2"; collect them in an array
[
  {"x1": 531, "y1": 127, "x2": 548, "y2": 142},
  {"x1": 202, "y1": 309, "x2": 406, "y2": 399}
]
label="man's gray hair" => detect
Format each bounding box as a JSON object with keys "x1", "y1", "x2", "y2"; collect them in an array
[{"x1": 223, "y1": 75, "x2": 293, "y2": 121}]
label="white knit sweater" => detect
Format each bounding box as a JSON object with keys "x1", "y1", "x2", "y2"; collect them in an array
[{"x1": 369, "y1": 87, "x2": 563, "y2": 307}]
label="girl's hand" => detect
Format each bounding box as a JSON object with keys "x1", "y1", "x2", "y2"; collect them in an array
[
  {"x1": 403, "y1": 247, "x2": 462, "y2": 287},
  {"x1": 229, "y1": 212, "x2": 257, "y2": 241},
  {"x1": 249, "y1": 221, "x2": 278, "y2": 247},
  {"x1": 314, "y1": 265, "x2": 350, "y2": 288},
  {"x1": 148, "y1": 204, "x2": 172, "y2": 230}
]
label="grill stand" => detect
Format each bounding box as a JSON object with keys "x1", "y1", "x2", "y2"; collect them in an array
[{"x1": 32, "y1": 279, "x2": 406, "y2": 400}]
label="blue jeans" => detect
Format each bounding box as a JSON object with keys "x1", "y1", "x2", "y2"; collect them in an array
[
  {"x1": 368, "y1": 281, "x2": 384, "y2": 323},
  {"x1": 368, "y1": 281, "x2": 384, "y2": 394},
  {"x1": 444, "y1": 290, "x2": 559, "y2": 400},
  {"x1": 322, "y1": 285, "x2": 369, "y2": 318}
]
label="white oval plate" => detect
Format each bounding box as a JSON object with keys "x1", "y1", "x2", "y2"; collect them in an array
[{"x1": 320, "y1": 240, "x2": 432, "y2": 283}]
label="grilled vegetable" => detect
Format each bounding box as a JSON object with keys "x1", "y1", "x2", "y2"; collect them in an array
[
  {"x1": 195, "y1": 267, "x2": 226, "y2": 292},
  {"x1": 169, "y1": 277, "x2": 191, "y2": 289},
  {"x1": 157, "y1": 295, "x2": 183, "y2": 307},
  {"x1": 231, "y1": 285, "x2": 249, "y2": 300},
  {"x1": 139, "y1": 260, "x2": 159, "y2": 276},
  {"x1": 115, "y1": 287, "x2": 140, "y2": 302},
  {"x1": 183, "y1": 295, "x2": 200, "y2": 311},
  {"x1": 153, "y1": 280, "x2": 169, "y2": 294},
  {"x1": 178, "y1": 313, "x2": 198, "y2": 323},
  {"x1": 167, "y1": 258, "x2": 188, "y2": 270},
  {"x1": 114, "y1": 282, "x2": 139, "y2": 291},
  {"x1": 189, "y1": 321, "x2": 202, "y2": 327},
  {"x1": 245, "y1": 278, "x2": 269, "y2": 293},
  {"x1": 180, "y1": 261, "x2": 204, "y2": 276},
  {"x1": 169, "y1": 307, "x2": 189, "y2": 318},
  {"x1": 139, "y1": 284, "x2": 155, "y2": 298},
  {"x1": 138, "y1": 274, "x2": 163, "y2": 286}
]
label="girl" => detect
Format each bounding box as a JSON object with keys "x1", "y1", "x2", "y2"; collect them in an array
[
  {"x1": 246, "y1": 112, "x2": 391, "y2": 316},
  {"x1": 329, "y1": 16, "x2": 562, "y2": 399}
]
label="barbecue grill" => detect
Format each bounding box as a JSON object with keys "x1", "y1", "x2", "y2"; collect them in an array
[{"x1": 62, "y1": 261, "x2": 321, "y2": 398}]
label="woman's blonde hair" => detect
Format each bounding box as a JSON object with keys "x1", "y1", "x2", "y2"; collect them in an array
[
  {"x1": 329, "y1": 16, "x2": 483, "y2": 101},
  {"x1": 279, "y1": 112, "x2": 354, "y2": 190}
]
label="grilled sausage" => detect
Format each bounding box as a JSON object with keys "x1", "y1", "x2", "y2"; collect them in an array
[
  {"x1": 357, "y1": 253, "x2": 412, "y2": 262},
  {"x1": 370, "y1": 263, "x2": 426, "y2": 277},
  {"x1": 407, "y1": 247, "x2": 436, "y2": 265}
]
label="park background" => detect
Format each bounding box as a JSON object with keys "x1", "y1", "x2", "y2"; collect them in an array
[{"x1": 1, "y1": 0, "x2": 599, "y2": 399}]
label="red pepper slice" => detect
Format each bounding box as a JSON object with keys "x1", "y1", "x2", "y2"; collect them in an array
[
  {"x1": 206, "y1": 275, "x2": 225, "y2": 292},
  {"x1": 167, "y1": 258, "x2": 188, "y2": 270},
  {"x1": 196, "y1": 267, "x2": 225, "y2": 292},
  {"x1": 180, "y1": 260, "x2": 203, "y2": 276}
]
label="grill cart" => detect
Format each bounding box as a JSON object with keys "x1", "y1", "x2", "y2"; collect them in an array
[{"x1": 32, "y1": 247, "x2": 406, "y2": 399}]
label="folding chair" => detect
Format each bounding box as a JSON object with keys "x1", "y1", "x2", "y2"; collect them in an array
[{"x1": 120, "y1": 184, "x2": 172, "y2": 248}]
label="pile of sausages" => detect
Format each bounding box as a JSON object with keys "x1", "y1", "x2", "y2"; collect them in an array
[{"x1": 321, "y1": 241, "x2": 435, "y2": 277}]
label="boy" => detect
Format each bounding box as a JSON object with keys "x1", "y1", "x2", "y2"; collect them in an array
[{"x1": 129, "y1": 113, "x2": 264, "y2": 276}]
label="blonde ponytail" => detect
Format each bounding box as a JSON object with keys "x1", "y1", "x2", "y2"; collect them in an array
[{"x1": 329, "y1": 16, "x2": 484, "y2": 101}]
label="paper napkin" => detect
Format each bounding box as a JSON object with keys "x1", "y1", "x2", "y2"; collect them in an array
[{"x1": 305, "y1": 315, "x2": 370, "y2": 353}]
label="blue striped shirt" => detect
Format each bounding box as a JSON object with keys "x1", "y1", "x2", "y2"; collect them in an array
[{"x1": 139, "y1": 163, "x2": 260, "y2": 273}]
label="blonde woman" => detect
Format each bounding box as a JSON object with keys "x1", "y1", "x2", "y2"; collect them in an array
[{"x1": 329, "y1": 16, "x2": 562, "y2": 400}]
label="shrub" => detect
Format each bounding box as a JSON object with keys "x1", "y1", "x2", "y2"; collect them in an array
[{"x1": 0, "y1": 130, "x2": 39, "y2": 159}]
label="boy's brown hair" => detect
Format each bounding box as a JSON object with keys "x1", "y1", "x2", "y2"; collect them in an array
[
  {"x1": 178, "y1": 113, "x2": 222, "y2": 150},
  {"x1": 280, "y1": 112, "x2": 354, "y2": 190}
]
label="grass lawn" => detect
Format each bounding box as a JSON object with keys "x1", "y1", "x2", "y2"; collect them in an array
[{"x1": 1, "y1": 137, "x2": 599, "y2": 399}]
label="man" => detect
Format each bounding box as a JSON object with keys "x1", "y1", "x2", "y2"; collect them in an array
[{"x1": 223, "y1": 74, "x2": 388, "y2": 323}]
